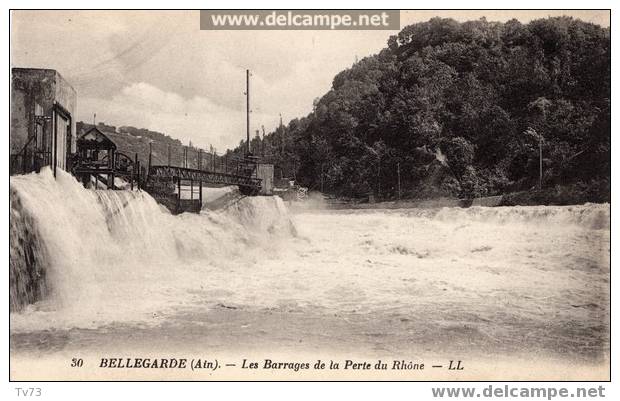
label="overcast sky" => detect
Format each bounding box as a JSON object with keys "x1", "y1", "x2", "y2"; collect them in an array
[{"x1": 11, "y1": 10, "x2": 610, "y2": 151}]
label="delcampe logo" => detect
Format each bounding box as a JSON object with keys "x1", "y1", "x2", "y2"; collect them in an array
[{"x1": 200, "y1": 10, "x2": 400, "y2": 30}]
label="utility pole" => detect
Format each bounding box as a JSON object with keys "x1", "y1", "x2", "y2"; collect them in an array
[
  {"x1": 279, "y1": 113, "x2": 284, "y2": 155},
  {"x1": 255, "y1": 129, "x2": 260, "y2": 155},
  {"x1": 320, "y1": 163, "x2": 324, "y2": 193},
  {"x1": 527, "y1": 98, "x2": 549, "y2": 190},
  {"x1": 148, "y1": 142, "x2": 152, "y2": 171},
  {"x1": 261, "y1": 125, "x2": 265, "y2": 157},
  {"x1": 246, "y1": 69, "x2": 250, "y2": 156},
  {"x1": 539, "y1": 132, "x2": 543, "y2": 190},
  {"x1": 377, "y1": 157, "x2": 381, "y2": 199},
  {"x1": 397, "y1": 162, "x2": 401, "y2": 200},
  {"x1": 526, "y1": 127, "x2": 543, "y2": 190}
]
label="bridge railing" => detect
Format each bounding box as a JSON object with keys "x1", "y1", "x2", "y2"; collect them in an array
[
  {"x1": 148, "y1": 142, "x2": 249, "y2": 176},
  {"x1": 149, "y1": 165, "x2": 261, "y2": 186}
]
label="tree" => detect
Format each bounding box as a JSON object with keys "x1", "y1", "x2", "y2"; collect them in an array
[{"x1": 230, "y1": 16, "x2": 610, "y2": 200}]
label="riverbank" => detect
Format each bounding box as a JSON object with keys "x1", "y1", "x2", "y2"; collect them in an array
[{"x1": 323, "y1": 182, "x2": 610, "y2": 210}]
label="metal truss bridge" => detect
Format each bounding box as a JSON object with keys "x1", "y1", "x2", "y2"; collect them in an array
[{"x1": 148, "y1": 165, "x2": 262, "y2": 192}]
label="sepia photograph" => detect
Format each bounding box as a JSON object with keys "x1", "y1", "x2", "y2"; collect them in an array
[{"x1": 7, "y1": 7, "x2": 611, "y2": 384}]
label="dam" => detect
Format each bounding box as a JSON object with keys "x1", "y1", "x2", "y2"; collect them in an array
[{"x1": 10, "y1": 166, "x2": 610, "y2": 381}]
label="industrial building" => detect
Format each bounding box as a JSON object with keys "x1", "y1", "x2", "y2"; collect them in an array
[{"x1": 10, "y1": 68, "x2": 77, "y2": 176}]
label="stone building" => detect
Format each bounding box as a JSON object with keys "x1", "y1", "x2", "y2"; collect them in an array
[{"x1": 10, "y1": 68, "x2": 77, "y2": 175}]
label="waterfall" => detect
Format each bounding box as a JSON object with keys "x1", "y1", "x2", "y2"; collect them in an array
[{"x1": 9, "y1": 167, "x2": 296, "y2": 328}]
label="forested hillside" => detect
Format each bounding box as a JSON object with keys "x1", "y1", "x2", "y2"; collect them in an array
[{"x1": 238, "y1": 17, "x2": 610, "y2": 200}]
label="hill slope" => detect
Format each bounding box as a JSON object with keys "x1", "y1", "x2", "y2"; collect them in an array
[{"x1": 235, "y1": 17, "x2": 610, "y2": 201}]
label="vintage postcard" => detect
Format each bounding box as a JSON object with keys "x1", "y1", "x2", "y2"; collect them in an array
[{"x1": 8, "y1": 8, "x2": 611, "y2": 384}]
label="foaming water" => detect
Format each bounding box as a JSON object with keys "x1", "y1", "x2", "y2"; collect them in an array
[
  {"x1": 424, "y1": 204, "x2": 609, "y2": 230},
  {"x1": 328, "y1": 204, "x2": 610, "y2": 231},
  {"x1": 10, "y1": 168, "x2": 295, "y2": 331},
  {"x1": 10, "y1": 167, "x2": 609, "y2": 361}
]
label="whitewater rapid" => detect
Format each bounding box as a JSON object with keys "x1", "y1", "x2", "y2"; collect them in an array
[
  {"x1": 10, "y1": 168, "x2": 610, "y2": 365},
  {"x1": 10, "y1": 168, "x2": 295, "y2": 330}
]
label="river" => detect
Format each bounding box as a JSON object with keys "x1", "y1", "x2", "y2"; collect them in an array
[{"x1": 9, "y1": 168, "x2": 610, "y2": 380}]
